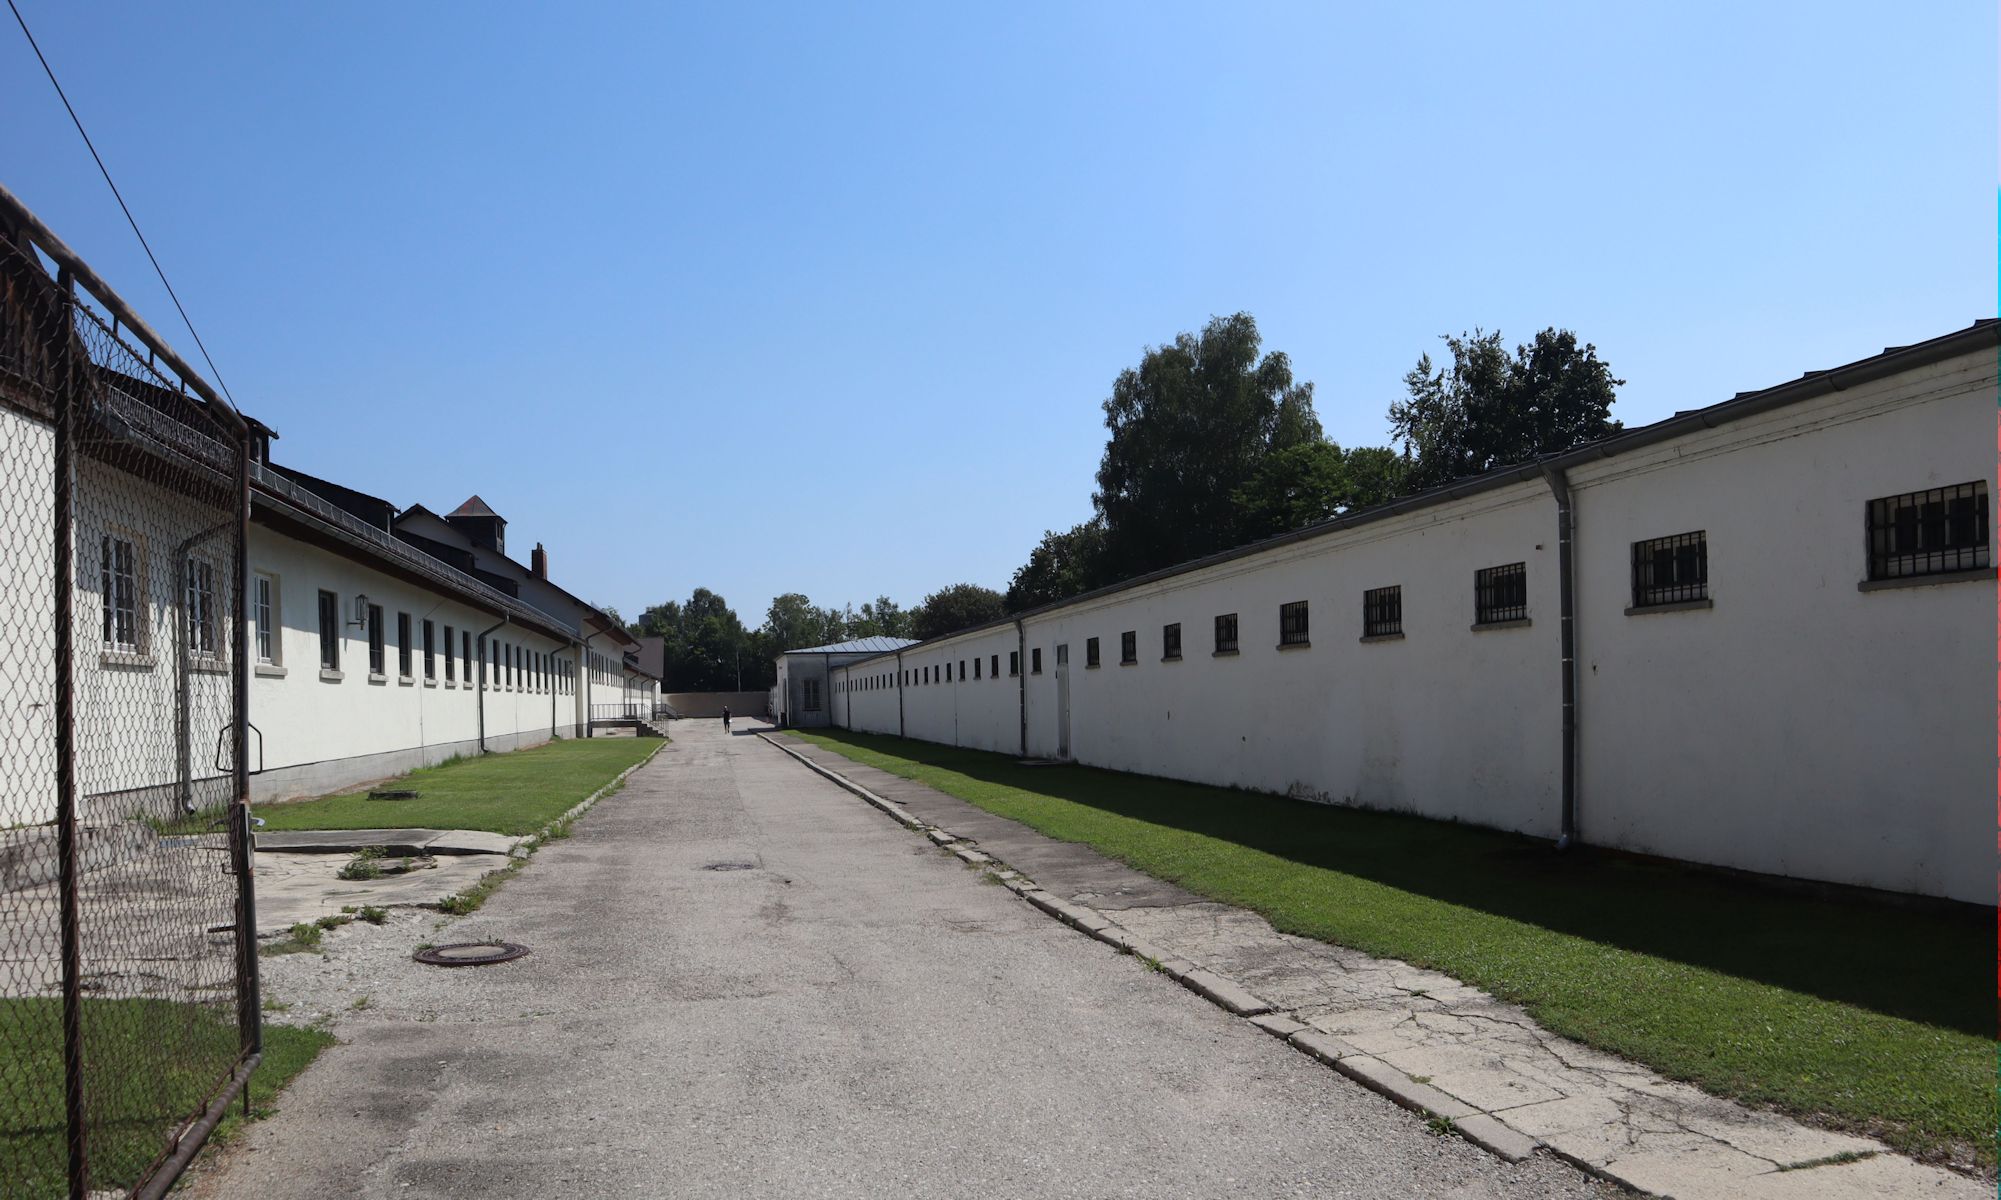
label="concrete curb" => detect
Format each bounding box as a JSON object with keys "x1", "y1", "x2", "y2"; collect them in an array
[
  {"x1": 759, "y1": 734, "x2": 1552, "y2": 1171},
  {"x1": 511, "y1": 738, "x2": 670, "y2": 859},
  {"x1": 756, "y1": 733, "x2": 923, "y2": 829}
]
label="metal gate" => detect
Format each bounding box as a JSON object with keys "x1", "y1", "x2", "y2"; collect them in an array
[{"x1": 0, "y1": 186, "x2": 259, "y2": 1199}]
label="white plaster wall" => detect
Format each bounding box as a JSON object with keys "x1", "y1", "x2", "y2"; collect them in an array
[
  {"x1": 0, "y1": 407, "x2": 55, "y2": 825},
  {"x1": 1568, "y1": 348, "x2": 1995, "y2": 902},
  {"x1": 246, "y1": 525, "x2": 579, "y2": 798},
  {"x1": 1017, "y1": 485, "x2": 1561, "y2": 834}
]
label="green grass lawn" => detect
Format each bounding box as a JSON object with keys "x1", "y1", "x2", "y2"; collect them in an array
[
  {"x1": 788, "y1": 728, "x2": 1992, "y2": 1172},
  {"x1": 0, "y1": 997, "x2": 332, "y2": 1199},
  {"x1": 255, "y1": 737, "x2": 660, "y2": 836}
]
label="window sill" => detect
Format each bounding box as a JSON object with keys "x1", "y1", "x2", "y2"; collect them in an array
[
  {"x1": 100, "y1": 649, "x2": 155, "y2": 669},
  {"x1": 1626, "y1": 598, "x2": 1713, "y2": 616},
  {"x1": 1161, "y1": 655, "x2": 1182, "y2": 663},
  {"x1": 443, "y1": 680, "x2": 457, "y2": 689},
  {"x1": 398, "y1": 676, "x2": 416, "y2": 687},
  {"x1": 1857, "y1": 567, "x2": 1993, "y2": 593},
  {"x1": 319, "y1": 668, "x2": 344, "y2": 683},
  {"x1": 423, "y1": 678, "x2": 438, "y2": 688},
  {"x1": 188, "y1": 656, "x2": 230, "y2": 675},
  {"x1": 1359, "y1": 632, "x2": 1406, "y2": 644},
  {"x1": 1276, "y1": 641, "x2": 1311, "y2": 651},
  {"x1": 1212, "y1": 648, "x2": 1240, "y2": 657},
  {"x1": 254, "y1": 663, "x2": 287, "y2": 678},
  {"x1": 367, "y1": 673, "x2": 388, "y2": 685},
  {"x1": 1119, "y1": 660, "x2": 1137, "y2": 667},
  {"x1": 1085, "y1": 663, "x2": 1100, "y2": 670},
  {"x1": 1471, "y1": 618, "x2": 1532, "y2": 632}
]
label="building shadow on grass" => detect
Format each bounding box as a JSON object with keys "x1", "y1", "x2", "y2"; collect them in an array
[{"x1": 810, "y1": 729, "x2": 1989, "y2": 1039}]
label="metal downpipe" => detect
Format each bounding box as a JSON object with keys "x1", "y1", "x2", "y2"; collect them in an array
[
  {"x1": 474, "y1": 615, "x2": 509, "y2": 753},
  {"x1": 1543, "y1": 465, "x2": 1579, "y2": 849}
]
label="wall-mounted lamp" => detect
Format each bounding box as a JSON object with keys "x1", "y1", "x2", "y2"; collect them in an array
[{"x1": 349, "y1": 593, "x2": 370, "y2": 628}]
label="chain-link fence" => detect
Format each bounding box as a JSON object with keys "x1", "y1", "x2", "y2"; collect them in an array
[{"x1": 1, "y1": 202, "x2": 257, "y2": 1199}]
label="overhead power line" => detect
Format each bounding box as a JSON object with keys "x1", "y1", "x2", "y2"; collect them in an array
[{"x1": 6, "y1": 0, "x2": 241, "y2": 409}]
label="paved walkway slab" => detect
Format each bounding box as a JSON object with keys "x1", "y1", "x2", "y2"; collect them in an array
[{"x1": 767, "y1": 732, "x2": 1986, "y2": 1200}]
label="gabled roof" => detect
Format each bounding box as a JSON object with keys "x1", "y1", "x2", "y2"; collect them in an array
[
  {"x1": 787, "y1": 636, "x2": 920, "y2": 655},
  {"x1": 449, "y1": 494, "x2": 501, "y2": 519}
]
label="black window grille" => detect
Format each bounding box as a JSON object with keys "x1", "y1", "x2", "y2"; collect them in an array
[
  {"x1": 318, "y1": 589, "x2": 340, "y2": 669},
  {"x1": 1279, "y1": 600, "x2": 1309, "y2": 646},
  {"x1": 1009, "y1": 651, "x2": 1019, "y2": 676},
  {"x1": 1031, "y1": 647, "x2": 1042, "y2": 674},
  {"x1": 423, "y1": 619, "x2": 437, "y2": 678},
  {"x1": 101, "y1": 535, "x2": 140, "y2": 651},
  {"x1": 1474, "y1": 564, "x2": 1527, "y2": 625},
  {"x1": 959, "y1": 660, "x2": 966, "y2": 681},
  {"x1": 367, "y1": 604, "x2": 385, "y2": 675},
  {"x1": 1364, "y1": 585, "x2": 1402, "y2": 636},
  {"x1": 1631, "y1": 531, "x2": 1708, "y2": 607},
  {"x1": 185, "y1": 556, "x2": 217, "y2": 657},
  {"x1": 1119, "y1": 630, "x2": 1136, "y2": 664},
  {"x1": 991, "y1": 654, "x2": 999, "y2": 678},
  {"x1": 397, "y1": 612, "x2": 412, "y2": 677},
  {"x1": 974, "y1": 657, "x2": 982, "y2": 678},
  {"x1": 1214, "y1": 613, "x2": 1238, "y2": 653},
  {"x1": 1867, "y1": 481, "x2": 1989, "y2": 581},
  {"x1": 462, "y1": 631, "x2": 471, "y2": 680},
  {"x1": 444, "y1": 625, "x2": 455, "y2": 681},
  {"x1": 1162, "y1": 622, "x2": 1181, "y2": 659},
  {"x1": 1085, "y1": 637, "x2": 1100, "y2": 667}
]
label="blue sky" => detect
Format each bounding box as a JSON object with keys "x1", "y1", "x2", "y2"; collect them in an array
[{"x1": 4, "y1": 2, "x2": 1991, "y2": 626}]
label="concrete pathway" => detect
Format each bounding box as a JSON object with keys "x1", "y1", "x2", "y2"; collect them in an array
[
  {"x1": 193, "y1": 719, "x2": 1612, "y2": 1199},
  {"x1": 766, "y1": 732, "x2": 1984, "y2": 1200}
]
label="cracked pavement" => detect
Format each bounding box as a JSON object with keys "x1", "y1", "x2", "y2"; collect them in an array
[{"x1": 771, "y1": 732, "x2": 1986, "y2": 1200}]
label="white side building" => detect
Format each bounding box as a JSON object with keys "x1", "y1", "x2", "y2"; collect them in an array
[
  {"x1": 773, "y1": 636, "x2": 918, "y2": 729},
  {"x1": 817, "y1": 322, "x2": 1996, "y2": 905}
]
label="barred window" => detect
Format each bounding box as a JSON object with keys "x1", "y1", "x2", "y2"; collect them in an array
[
  {"x1": 803, "y1": 678, "x2": 821, "y2": 711},
  {"x1": 444, "y1": 625, "x2": 455, "y2": 681},
  {"x1": 1279, "y1": 600, "x2": 1309, "y2": 646},
  {"x1": 1009, "y1": 651, "x2": 1019, "y2": 676},
  {"x1": 1363, "y1": 585, "x2": 1402, "y2": 637},
  {"x1": 1631, "y1": 531, "x2": 1707, "y2": 608},
  {"x1": 423, "y1": 619, "x2": 437, "y2": 678},
  {"x1": 1162, "y1": 622, "x2": 1182, "y2": 659},
  {"x1": 1474, "y1": 564, "x2": 1527, "y2": 625},
  {"x1": 184, "y1": 556, "x2": 218, "y2": 658},
  {"x1": 367, "y1": 604, "x2": 385, "y2": 675},
  {"x1": 100, "y1": 534, "x2": 141, "y2": 652},
  {"x1": 991, "y1": 654, "x2": 999, "y2": 679},
  {"x1": 959, "y1": 660, "x2": 966, "y2": 681},
  {"x1": 462, "y1": 631, "x2": 472, "y2": 681},
  {"x1": 1119, "y1": 630, "x2": 1136, "y2": 664},
  {"x1": 318, "y1": 590, "x2": 339, "y2": 670},
  {"x1": 974, "y1": 656, "x2": 982, "y2": 679},
  {"x1": 1085, "y1": 636, "x2": 1100, "y2": 667},
  {"x1": 1867, "y1": 481, "x2": 1988, "y2": 581},
  {"x1": 397, "y1": 612, "x2": 412, "y2": 678},
  {"x1": 1214, "y1": 613, "x2": 1238, "y2": 654},
  {"x1": 1031, "y1": 647, "x2": 1042, "y2": 674},
  {"x1": 254, "y1": 573, "x2": 279, "y2": 665}
]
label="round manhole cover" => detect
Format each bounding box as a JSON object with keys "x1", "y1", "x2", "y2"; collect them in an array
[{"x1": 413, "y1": 941, "x2": 529, "y2": 967}]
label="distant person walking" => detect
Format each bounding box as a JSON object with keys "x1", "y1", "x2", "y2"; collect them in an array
[{"x1": 722, "y1": 705, "x2": 732, "y2": 733}]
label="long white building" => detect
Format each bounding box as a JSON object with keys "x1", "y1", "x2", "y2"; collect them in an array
[
  {"x1": 809, "y1": 321, "x2": 1995, "y2": 906},
  {"x1": 0, "y1": 195, "x2": 657, "y2": 827}
]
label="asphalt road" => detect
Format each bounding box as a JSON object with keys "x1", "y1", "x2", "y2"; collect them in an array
[{"x1": 194, "y1": 720, "x2": 1607, "y2": 1199}]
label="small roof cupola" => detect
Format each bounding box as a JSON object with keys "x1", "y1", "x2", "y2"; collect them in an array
[{"x1": 447, "y1": 495, "x2": 506, "y2": 554}]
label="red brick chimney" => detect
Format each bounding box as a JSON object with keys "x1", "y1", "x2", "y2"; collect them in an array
[{"x1": 532, "y1": 542, "x2": 548, "y2": 580}]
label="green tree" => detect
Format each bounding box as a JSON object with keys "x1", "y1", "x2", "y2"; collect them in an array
[
  {"x1": 1230, "y1": 443, "x2": 1412, "y2": 542},
  {"x1": 1005, "y1": 520, "x2": 1107, "y2": 612},
  {"x1": 763, "y1": 592, "x2": 844, "y2": 653},
  {"x1": 1093, "y1": 312, "x2": 1323, "y2": 579},
  {"x1": 851, "y1": 595, "x2": 913, "y2": 638},
  {"x1": 1391, "y1": 328, "x2": 1623, "y2": 491},
  {"x1": 912, "y1": 583, "x2": 1006, "y2": 641}
]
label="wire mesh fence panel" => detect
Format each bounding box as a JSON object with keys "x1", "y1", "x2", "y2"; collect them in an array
[{"x1": 1, "y1": 219, "x2": 255, "y2": 1199}]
